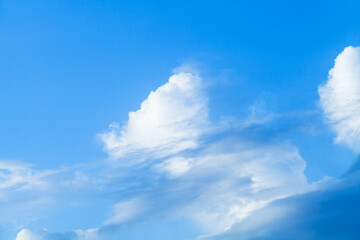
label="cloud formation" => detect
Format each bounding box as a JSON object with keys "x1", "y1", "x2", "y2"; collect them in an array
[
  {"x1": 0, "y1": 161, "x2": 56, "y2": 191},
  {"x1": 97, "y1": 70, "x2": 313, "y2": 237},
  {"x1": 13, "y1": 65, "x2": 333, "y2": 240},
  {"x1": 99, "y1": 72, "x2": 209, "y2": 160},
  {"x1": 319, "y1": 46, "x2": 360, "y2": 152},
  {"x1": 103, "y1": 199, "x2": 142, "y2": 226},
  {"x1": 198, "y1": 46, "x2": 360, "y2": 240},
  {"x1": 175, "y1": 137, "x2": 311, "y2": 232},
  {"x1": 15, "y1": 229, "x2": 41, "y2": 240},
  {"x1": 200, "y1": 166, "x2": 358, "y2": 240},
  {"x1": 15, "y1": 228, "x2": 98, "y2": 240}
]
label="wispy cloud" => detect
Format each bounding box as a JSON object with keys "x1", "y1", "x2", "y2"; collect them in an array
[
  {"x1": 0, "y1": 160, "x2": 58, "y2": 191},
  {"x1": 103, "y1": 199, "x2": 143, "y2": 226}
]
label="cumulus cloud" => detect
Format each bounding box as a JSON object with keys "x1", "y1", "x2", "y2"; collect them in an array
[
  {"x1": 319, "y1": 46, "x2": 360, "y2": 151},
  {"x1": 12, "y1": 68, "x2": 321, "y2": 240},
  {"x1": 15, "y1": 229, "x2": 41, "y2": 240},
  {"x1": 99, "y1": 72, "x2": 209, "y2": 160},
  {"x1": 97, "y1": 70, "x2": 314, "y2": 237}
]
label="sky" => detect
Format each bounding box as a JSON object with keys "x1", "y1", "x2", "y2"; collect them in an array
[{"x1": 1, "y1": 0, "x2": 360, "y2": 239}]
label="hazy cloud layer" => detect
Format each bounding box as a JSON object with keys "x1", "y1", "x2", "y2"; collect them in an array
[
  {"x1": 200, "y1": 165, "x2": 359, "y2": 240},
  {"x1": 15, "y1": 228, "x2": 98, "y2": 240}
]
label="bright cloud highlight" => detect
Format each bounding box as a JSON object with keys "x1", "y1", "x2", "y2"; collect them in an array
[
  {"x1": 98, "y1": 70, "x2": 314, "y2": 237},
  {"x1": 319, "y1": 46, "x2": 360, "y2": 152},
  {"x1": 99, "y1": 72, "x2": 209, "y2": 160}
]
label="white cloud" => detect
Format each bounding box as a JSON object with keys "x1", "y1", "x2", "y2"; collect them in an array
[
  {"x1": 155, "y1": 157, "x2": 193, "y2": 178},
  {"x1": 176, "y1": 139, "x2": 311, "y2": 233},
  {"x1": 99, "y1": 72, "x2": 209, "y2": 160},
  {"x1": 97, "y1": 70, "x2": 315, "y2": 237},
  {"x1": 14, "y1": 228, "x2": 99, "y2": 240},
  {"x1": 0, "y1": 161, "x2": 57, "y2": 191},
  {"x1": 13, "y1": 68, "x2": 318, "y2": 240},
  {"x1": 15, "y1": 229, "x2": 41, "y2": 240},
  {"x1": 319, "y1": 46, "x2": 360, "y2": 151},
  {"x1": 198, "y1": 173, "x2": 357, "y2": 240},
  {"x1": 98, "y1": 134, "x2": 312, "y2": 236},
  {"x1": 74, "y1": 228, "x2": 99, "y2": 240},
  {"x1": 0, "y1": 162, "x2": 104, "y2": 240},
  {"x1": 103, "y1": 199, "x2": 142, "y2": 226}
]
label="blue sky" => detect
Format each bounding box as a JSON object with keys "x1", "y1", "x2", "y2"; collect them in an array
[{"x1": 2, "y1": 0, "x2": 360, "y2": 239}]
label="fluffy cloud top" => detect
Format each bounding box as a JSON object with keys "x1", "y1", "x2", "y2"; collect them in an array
[
  {"x1": 99, "y1": 72, "x2": 209, "y2": 160},
  {"x1": 97, "y1": 71, "x2": 313, "y2": 236},
  {"x1": 319, "y1": 46, "x2": 360, "y2": 151},
  {"x1": 15, "y1": 229, "x2": 41, "y2": 240}
]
